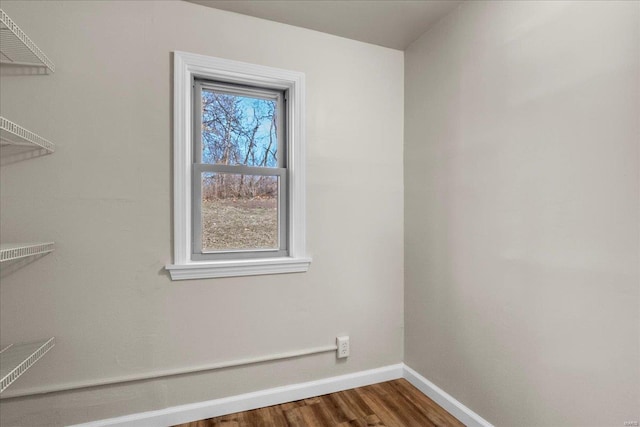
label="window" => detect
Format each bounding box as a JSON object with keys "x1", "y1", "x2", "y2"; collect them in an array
[
  {"x1": 166, "y1": 52, "x2": 310, "y2": 280},
  {"x1": 193, "y1": 81, "x2": 287, "y2": 260}
]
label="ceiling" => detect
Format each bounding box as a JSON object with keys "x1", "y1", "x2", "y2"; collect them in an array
[{"x1": 185, "y1": 1, "x2": 462, "y2": 50}]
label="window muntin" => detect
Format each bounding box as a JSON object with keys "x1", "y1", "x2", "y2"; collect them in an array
[{"x1": 192, "y1": 80, "x2": 288, "y2": 261}]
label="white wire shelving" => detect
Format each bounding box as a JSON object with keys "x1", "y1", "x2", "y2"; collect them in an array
[
  {"x1": 0, "y1": 9, "x2": 55, "y2": 72},
  {"x1": 0, "y1": 338, "x2": 55, "y2": 393},
  {"x1": 0, "y1": 116, "x2": 55, "y2": 153},
  {"x1": 0, "y1": 9, "x2": 56, "y2": 396},
  {"x1": 0, "y1": 242, "x2": 55, "y2": 263}
]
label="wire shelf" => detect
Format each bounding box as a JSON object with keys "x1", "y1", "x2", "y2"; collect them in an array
[
  {"x1": 0, "y1": 242, "x2": 54, "y2": 263},
  {"x1": 0, "y1": 338, "x2": 55, "y2": 393},
  {"x1": 0, "y1": 116, "x2": 55, "y2": 153},
  {"x1": 0, "y1": 9, "x2": 54, "y2": 72}
]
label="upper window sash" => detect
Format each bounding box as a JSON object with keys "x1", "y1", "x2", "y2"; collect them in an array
[{"x1": 193, "y1": 80, "x2": 286, "y2": 169}]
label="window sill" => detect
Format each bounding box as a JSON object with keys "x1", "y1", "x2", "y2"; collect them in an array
[{"x1": 165, "y1": 257, "x2": 312, "y2": 280}]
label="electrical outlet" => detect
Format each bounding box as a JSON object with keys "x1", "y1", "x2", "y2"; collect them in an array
[{"x1": 336, "y1": 336, "x2": 350, "y2": 358}]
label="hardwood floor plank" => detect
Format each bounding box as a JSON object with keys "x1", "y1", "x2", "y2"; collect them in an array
[
  {"x1": 358, "y1": 382, "x2": 436, "y2": 427},
  {"x1": 335, "y1": 414, "x2": 386, "y2": 427},
  {"x1": 335, "y1": 388, "x2": 374, "y2": 419},
  {"x1": 322, "y1": 392, "x2": 363, "y2": 423},
  {"x1": 283, "y1": 406, "x2": 306, "y2": 427},
  {"x1": 388, "y1": 379, "x2": 464, "y2": 427},
  {"x1": 267, "y1": 405, "x2": 290, "y2": 427},
  {"x1": 310, "y1": 403, "x2": 336, "y2": 425},
  {"x1": 304, "y1": 397, "x2": 323, "y2": 405},
  {"x1": 298, "y1": 404, "x2": 332, "y2": 427},
  {"x1": 241, "y1": 409, "x2": 263, "y2": 427},
  {"x1": 280, "y1": 400, "x2": 307, "y2": 411}
]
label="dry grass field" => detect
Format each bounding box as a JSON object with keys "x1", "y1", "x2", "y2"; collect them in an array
[{"x1": 201, "y1": 197, "x2": 278, "y2": 251}]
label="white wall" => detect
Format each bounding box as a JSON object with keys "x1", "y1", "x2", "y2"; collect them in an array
[
  {"x1": 0, "y1": 1, "x2": 404, "y2": 424},
  {"x1": 405, "y1": 1, "x2": 639, "y2": 426}
]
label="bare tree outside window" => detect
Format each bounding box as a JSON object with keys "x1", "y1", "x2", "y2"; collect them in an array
[{"x1": 201, "y1": 90, "x2": 278, "y2": 168}]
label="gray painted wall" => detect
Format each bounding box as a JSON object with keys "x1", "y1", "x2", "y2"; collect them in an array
[
  {"x1": 405, "y1": 1, "x2": 639, "y2": 426},
  {"x1": 0, "y1": 1, "x2": 404, "y2": 424}
]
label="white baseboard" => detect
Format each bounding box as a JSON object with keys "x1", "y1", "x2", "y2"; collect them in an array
[
  {"x1": 74, "y1": 364, "x2": 404, "y2": 427},
  {"x1": 74, "y1": 363, "x2": 493, "y2": 427},
  {"x1": 403, "y1": 364, "x2": 494, "y2": 427}
]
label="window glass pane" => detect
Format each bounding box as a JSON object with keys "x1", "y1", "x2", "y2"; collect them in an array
[
  {"x1": 201, "y1": 89, "x2": 278, "y2": 167},
  {"x1": 201, "y1": 172, "x2": 279, "y2": 251}
]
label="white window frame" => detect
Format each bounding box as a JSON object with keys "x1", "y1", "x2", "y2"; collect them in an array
[{"x1": 166, "y1": 51, "x2": 311, "y2": 280}]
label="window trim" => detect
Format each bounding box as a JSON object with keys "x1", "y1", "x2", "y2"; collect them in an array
[{"x1": 166, "y1": 51, "x2": 310, "y2": 280}]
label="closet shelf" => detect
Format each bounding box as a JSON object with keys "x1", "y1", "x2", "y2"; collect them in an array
[
  {"x1": 0, "y1": 338, "x2": 55, "y2": 393},
  {"x1": 0, "y1": 9, "x2": 55, "y2": 72},
  {"x1": 0, "y1": 242, "x2": 55, "y2": 263},
  {"x1": 0, "y1": 116, "x2": 55, "y2": 153}
]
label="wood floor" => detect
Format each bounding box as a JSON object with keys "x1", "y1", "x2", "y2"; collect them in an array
[{"x1": 175, "y1": 379, "x2": 465, "y2": 427}]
